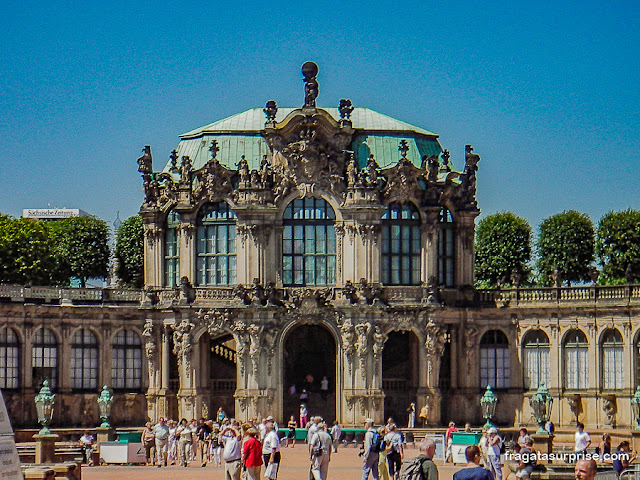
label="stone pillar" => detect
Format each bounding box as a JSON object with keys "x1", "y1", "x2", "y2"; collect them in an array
[
  {"x1": 33, "y1": 433, "x2": 58, "y2": 464},
  {"x1": 162, "y1": 326, "x2": 170, "y2": 390},
  {"x1": 455, "y1": 213, "x2": 477, "y2": 288},
  {"x1": 531, "y1": 434, "x2": 554, "y2": 464},
  {"x1": 422, "y1": 209, "x2": 440, "y2": 284},
  {"x1": 95, "y1": 427, "x2": 115, "y2": 444},
  {"x1": 424, "y1": 317, "x2": 447, "y2": 426},
  {"x1": 178, "y1": 213, "x2": 195, "y2": 283}
]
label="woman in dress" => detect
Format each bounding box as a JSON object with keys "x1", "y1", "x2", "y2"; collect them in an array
[
  {"x1": 286, "y1": 416, "x2": 297, "y2": 447},
  {"x1": 142, "y1": 422, "x2": 155, "y2": 466}
]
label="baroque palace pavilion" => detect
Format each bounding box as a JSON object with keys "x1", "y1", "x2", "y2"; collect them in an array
[{"x1": 1, "y1": 63, "x2": 639, "y2": 430}]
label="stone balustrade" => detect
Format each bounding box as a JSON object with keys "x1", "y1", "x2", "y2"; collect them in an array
[{"x1": 3, "y1": 283, "x2": 640, "y2": 308}]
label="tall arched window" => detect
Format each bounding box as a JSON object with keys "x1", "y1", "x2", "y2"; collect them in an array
[
  {"x1": 438, "y1": 208, "x2": 455, "y2": 287},
  {"x1": 70, "y1": 329, "x2": 98, "y2": 391},
  {"x1": 0, "y1": 328, "x2": 19, "y2": 390},
  {"x1": 381, "y1": 203, "x2": 421, "y2": 285},
  {"x1": 283, "y1": 198, "x2": 336, "y2": 286},
  {"x1": 196, "y1": 202, "x2": 237, "y2": 285},
  {"x1": 32, "y1": 328, "x2": 57, "y2": 389},
  {"x1": 564, "y1": 330, "x2": 589, "y2": 390},
  {"x1": 480, "y1": 330, "x2": 510, "y2": 389},
  {"x1": 523, "y1": 330, "x2": 550, "y2": 390},
  {"x1": 602, "y1": 329, "x2": 624, "y2": 390},
  {"x1": 112, "y1": 330, "x2": 142, "y2": 391},
  {"x1": 164, "y1": 210, "x2": 180, "y2": 287}
]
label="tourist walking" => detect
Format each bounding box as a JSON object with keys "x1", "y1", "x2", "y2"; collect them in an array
[
  {"x1": 452, "y1": 445, "x2": 493, "y2": 480},
  {"x1": 330, "y1": 420, "x2": 341, "y2": 453},
  {"x1": 403, "y1": 438, "x2": 439, "y2": 480},
  {"x1": 384, "y1": 423, "x2": 404, "y2": 480},
  {"x1": 377, "y1": 427, "x2": 390, "y2": 480},
  {"x1": 153, "y1": 417, "x2": 169, "y2": 467},
  {"x1": 195, "y1": 417, "x2": 211, "y2": 466},
  {"x1": 361, "y1": 418, "x2": 380, "y2": 480},
  {"x1": 574, "y1": 422, "x2": 591, "y2": 456},
  {"x1": 242, "y1": 427, "x2": 263, "y2": 480},
  {"x1": 210, "y1": 424, "x2": 222, "y2": 466},
  {"x1": 487, "y1": 427, "x2": 503, "y2": 480},
  {"x1": 445, "y1": 421, "x2": 458, "y2": 463},
  {"x1": 309, "y1": 421, "x2": 333, "y2": 480},
  {"x1": 300, "y1": 403, "x2": 309, "y2": 428},
  {"x1": 287, "y1": 415, "x2": 297, "y2": 447},
  {"x1": 142, "y1": 422, "x2": 156, "y2": 466},
  {"x1": 419, "y1": 404, "x2": 428, "y2": 427},
  {"x1": 221, "y1": 424, "x2": 242, "y2": 479},
  {"x1": 262, "y1": 419, "x2": 281, "y2": 479},
  {"x1": 176, "y1": 418, "x2": 193, "y2": 467},
  {"x1": 168, "y1": 420, "x2": 178, "y2": 465}
]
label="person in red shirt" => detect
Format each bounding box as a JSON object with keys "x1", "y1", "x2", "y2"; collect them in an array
[
  {"x1": 445, "y1": 421, "x2": 458, "y2": 463},
  {"x1": 242, "y1": 427, "x2": 263, "y2": 480}
]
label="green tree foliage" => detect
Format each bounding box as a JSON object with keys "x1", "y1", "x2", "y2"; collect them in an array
[
  {"x1": 596, "y1": 209, "x2": 640, "y2": 283},
  {"x1": 475, "y1": 212, "x2": 532, "y2": 287},
  {"x1": 0, "y1": 214, "x2": 57, "y2": 285},
  {"x1": 115, "y1": 215, "x2": 144, "y2": 288},
  {"x1": 536, "y1": 210, "x2": 594, "y2": 286},
  {"x1": 50, "y1": 217, "x2": 110, "y2": 287}
]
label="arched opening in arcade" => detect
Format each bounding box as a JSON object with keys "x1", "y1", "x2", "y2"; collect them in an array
[
  {"x1": 382, "y1": 330, "x2": 420, "y2": 426},
  {"x1": 199, "y1": 332, "x2": 237, "y2": 419},
  {"x1": 283, "y1": 324, "x2": 337, "y2": 423}
]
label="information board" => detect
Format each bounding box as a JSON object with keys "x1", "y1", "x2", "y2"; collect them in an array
[
  {"x1": 422, "y1": 433, "x2": 446, "y2": 462},
  {"x1": 0, "y1": 438, "x2": 22, "y2": 479}
]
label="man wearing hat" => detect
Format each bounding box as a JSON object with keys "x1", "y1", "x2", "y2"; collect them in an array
[
  {"x1": 262, "y1": 418, "x2": 281, "y2": 479},
  {"x1": 487, "y1": 427, "x2": 503, "y2": 480},
  {"x1": 362, "y1": 418, "x2": 380, "y2": 480}
]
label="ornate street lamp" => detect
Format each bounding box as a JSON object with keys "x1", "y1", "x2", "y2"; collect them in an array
[
  {"x1": 97, "y1": 385, "x2": 114, "y2": 428},
  {"x1": 529, "y1": 384, "x2": 553, "y2": 434},
  {"x1": 631, "y1": 386, "x2": 640, "y2": 430},
  {"x1": 34, "y1": 380, "x2": 55, "y2": 435},
  {"x1": 480, "y1": 385, "x2": 498, "y2": 429}
]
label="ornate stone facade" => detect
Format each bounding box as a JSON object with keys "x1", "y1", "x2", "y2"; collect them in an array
[{"x1": 2, "y1": 64, "x2": 640, "y2": 430}]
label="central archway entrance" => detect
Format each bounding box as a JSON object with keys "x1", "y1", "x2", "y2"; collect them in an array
[
  {"x1": 283, "y1": 324, "x2": 336, "y2": 423},
  {"x1": 200, "y1": 333, "x2": 237, "y2": 419},
  {"x1": 382, "y1": 330, "x2": 419, "y2": 426}
]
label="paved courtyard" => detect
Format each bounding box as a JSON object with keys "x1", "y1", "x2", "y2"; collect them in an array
[{"x1": 83, "y1": 444, "x2": 469, "y2": 480}]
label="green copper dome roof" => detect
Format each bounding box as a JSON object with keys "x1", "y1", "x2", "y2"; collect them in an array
[{"x1": 164, "y1": 107, "x2": 443, "y2": 172}]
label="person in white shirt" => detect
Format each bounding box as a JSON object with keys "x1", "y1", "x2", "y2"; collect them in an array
[
  {"x1": 307, "y1": 417, "x2": 319, "y2": 444},
  {"x1": 330, "y1": 420, "x2": 341, "y2": 453},
  {"x1": 153, "y1": 417, "x2": 169, "y2": 467},
  {"x1": 78, "y1": 430, "x2": 95, "y2": 466},
  {"x1": 176, "y1": 418, "x2": 193, "y2": 467},
  {"x1": 309, "y1": 421, "x2": 332, "y2": 480},
  {"x1": 574, "y1": 422, "x2": 591, "y2": 455},
  {"x1": 262, "y1": 420, "x2": 281, "y2": 479},
  {"x1": 221, "y1": 425, "x2": 242, "y2": 480}
]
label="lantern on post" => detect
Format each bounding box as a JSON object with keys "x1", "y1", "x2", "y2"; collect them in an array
[
  {"x1": 34, "y1": 380, "x2": 55, "y2": 435},
  {"x1": 480, "y1": 385, "x2": 498, "y2": 429},
  {"x1": 97, "y1": 385, "x2": 114, "y2": 428},
  {"x1": 631, "y1": 386, "x2": 640, "y2": 430},
  {"x1": 530, "y1": 384, "x2": 553, "y2": 434}
]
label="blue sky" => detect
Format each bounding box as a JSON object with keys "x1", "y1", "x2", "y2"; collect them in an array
[{"x1": 1, "y1": 0, "x2": 638, "y2": 232}]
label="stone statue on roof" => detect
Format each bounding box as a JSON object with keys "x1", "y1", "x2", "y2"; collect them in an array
[{"x1": 302, "y1": 62, "x2": 319, "y2": 108}]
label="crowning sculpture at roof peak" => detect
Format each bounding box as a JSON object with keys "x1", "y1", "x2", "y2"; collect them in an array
[{"x1": 137, "y1": 62, "x2": 480, "y2": 218}]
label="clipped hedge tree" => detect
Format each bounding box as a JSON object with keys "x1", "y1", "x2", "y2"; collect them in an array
[
  {"x1": 596, "y1": 209, "x2": 640, "y2": 283},
  {"x1": 115, "y1": 215, "x2": 144, "y2": 288},
  {"x1": 536, "y1": 210, "x2": 594, "y2": 286},
  {"x1": 475, "y1": 212, "x2": 532, "y2": 287}
]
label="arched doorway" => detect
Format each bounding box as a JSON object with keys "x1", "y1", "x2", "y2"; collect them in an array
[
  {"x1": 201, "y1": 333, "x2": 237, "y2": 419},
  {"x1": 382, "y1": 330, "x2": 419, "y2": 425},
  {"x1": 283, "y1": 324, "x2": 336, "y2": 423}
]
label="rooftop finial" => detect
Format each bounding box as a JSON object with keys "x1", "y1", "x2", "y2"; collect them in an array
[
  {"x1": 264, "y1": 100, "x2": 277, "y2": 122},
  {"x1": 209, "y1": 140, "x2": 219, "y2": 160},
  {"x1": 399, "y1": 139, "x2": 410, "y2": 159},
  {"x1": 302, "y1": 61, "x2": 319, "y2": 108}
]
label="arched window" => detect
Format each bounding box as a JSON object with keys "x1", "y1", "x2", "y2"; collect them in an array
[
  {"x1": 196, "y1": 202, "x2": 237, "y2": 285},
  {"x1": 523, "y1": 330, "x2": 550, "y2": 390},
  {"x1": 164, "y1": 210, "x2": 180, "y2": 287},
  {"x1": 438, "y1": 208, "x2": 455, "y2": 287},
  {"x1": 480, "y1": 330, "x2": 510, "y2": 389},
  {"x1": 381, "y1": 203, "x2": 421, "y2": 285},
  {"x1": 602, "y1": 329, "x2": 624, "y2": 390},
  {"x1": 283, "y1": 198, "x2": 336, "y2": 286},
  {"x1": 70, "y1": 329, "x2": 98, "y2": 391},
  {"x1": 32, "y1": 328, "x2": 57, "y2": 389},
  {"x1": 0, "y1": 328, "x2": 19, "y2": 390},
  {"x1": 112, "y1": 330, "x2": 142, "y2": 391},
  {"x1": 564, "y1": 330, "x2": 589, "y2": 390}
]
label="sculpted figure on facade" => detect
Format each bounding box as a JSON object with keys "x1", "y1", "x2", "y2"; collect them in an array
[
  {"x1": 179, "y1": 156, "x2": 192, "y2": 186},
  {"x1": 346, "y1": 154, "x2": 358, "y2": 187},
  {"x1": 338, "y1": 98, "x2": 354, "y2": 120},
  {"x1": 263, "y1": 100, "x2": 277, "y2": 122},
  {"x1": 247, "y1": 324, "x2": 263, "y2": 377},
  {"x1": 363, "y1": 154, "x2": 380, "y2": 187},
  {"x1": 173, "y1": 317, "x2": 195, "y2": 372},
  {"x1": 302, "y1": 61, "x2": 319, "y2": 108},
  {"x1": 464, "y1": 325, "x2": 479, "y2": 373},
  {"x1": 372, "y1": 325, "x2": 386, "y2": 360},
  {"x1": 232, "y1": 321, "x2": 250, "y2": 376}
]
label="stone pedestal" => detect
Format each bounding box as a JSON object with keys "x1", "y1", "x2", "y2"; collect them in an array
[
  {"x1": 631, "y1": 430, "x2": 640, "y2": 454},
  {"x1": 33, "y1": 433, "x2": 59, "y2": 464},
  {"x1": 531, "y1": 433, "x2": 554, "y2": 464},
  {"x1": 96, "y1": 427, "x2": 115, "y2": 445}
]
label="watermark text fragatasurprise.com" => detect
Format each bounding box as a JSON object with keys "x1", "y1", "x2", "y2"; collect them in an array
[{"x1": 505, "y1": 452, "x2": 631, "y2": 463}]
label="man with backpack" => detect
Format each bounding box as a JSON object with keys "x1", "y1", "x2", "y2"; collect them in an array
[
  {"x1": 399, "y1": 437, "x2": 439, "y2": 480},
  {"x1": 362, "y1": 418, "x2": 382, "y2": 480},
  {"x1": 384, "y1": 423, "x2": 404, "y2": 480},
  {"x1": 309, "y1": 422, "x2": 332, "y2": 480}
]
